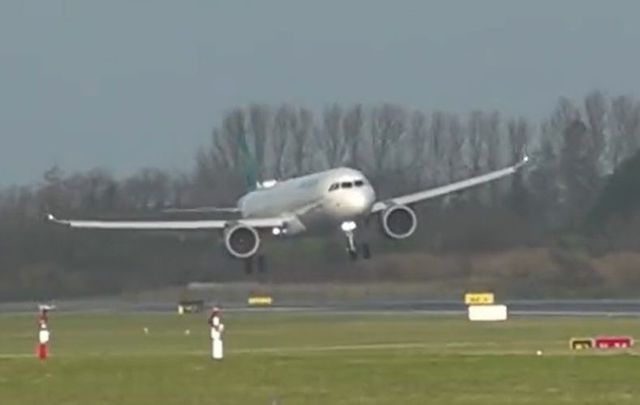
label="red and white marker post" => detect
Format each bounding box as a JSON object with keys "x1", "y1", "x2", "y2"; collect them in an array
[
  {"x1": 36, "y1": 307, "x2": 50, "y2": 360},
  {"x1": 208, "y1": 306, "x2": 224, "y2": 360},
  {"x1": 37, "y1": 325, "x2": 50, "y2": 360}
]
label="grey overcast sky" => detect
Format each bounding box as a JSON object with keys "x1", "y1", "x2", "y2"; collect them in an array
[{"x1": 1, "y1": 0, "x2": 639, "y2": 185}]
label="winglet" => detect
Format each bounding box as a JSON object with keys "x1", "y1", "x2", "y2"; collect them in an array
[
  {"x1": 513, "y1": 152, "x2": 530, "y2": 170},
  {"x1": 45, "y1": 213, "x2": 66, "y2": 225}
]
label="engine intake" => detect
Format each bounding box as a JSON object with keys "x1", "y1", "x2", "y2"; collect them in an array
[
  {"x1": 224, "y1": 224, "x2": 260, "y2": 259},
  {"x1": 380, "y1": 205, "x2": 417, "y2": 239}
]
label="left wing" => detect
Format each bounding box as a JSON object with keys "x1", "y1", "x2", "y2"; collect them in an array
[
  {"x1": 46, "y1": 213, "x2": 285, "y2": 230},
  {"x1": 371, "y1": 155, "x2": 529, "y2": 213}
]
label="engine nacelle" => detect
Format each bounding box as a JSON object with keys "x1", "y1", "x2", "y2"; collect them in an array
[
  {"x1": 224, "y1": 224, "x2": 260, "y2": 259},
  {"x1": 380, "y1": 205, "x2": 418, "y2": 239}
]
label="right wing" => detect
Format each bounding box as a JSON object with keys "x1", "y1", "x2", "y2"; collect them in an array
[
  {"x1": 371, "y1": 155, "x2": 529, "y2": 213},
  {"x1": 46, "y1": 213, "x2": 285, "y2": 230}
]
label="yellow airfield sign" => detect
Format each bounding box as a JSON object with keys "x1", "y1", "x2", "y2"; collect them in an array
[
  {"x1": 464, "y1": 293, "x2": 495, "y2": 305},
  {"x1": 248, "y1": 296, "x2": 273, "y2": 306}
]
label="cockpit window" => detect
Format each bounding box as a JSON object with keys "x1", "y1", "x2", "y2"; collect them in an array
[{"x1": 330, "y1": 180, "x2": 365, "y2": 190}]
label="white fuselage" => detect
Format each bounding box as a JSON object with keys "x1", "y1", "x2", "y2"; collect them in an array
[{"x1": 237, "y1": 167, "x2": 376, "y2": 235}]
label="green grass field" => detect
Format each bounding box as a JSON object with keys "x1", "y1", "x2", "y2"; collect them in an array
[{"x1": 0, "y1": 311, "x2": 639, "y2": 404}]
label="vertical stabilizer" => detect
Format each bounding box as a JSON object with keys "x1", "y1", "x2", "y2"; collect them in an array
[{"x1": 236, "y1": 132, "x2": 258, "y2": 192}]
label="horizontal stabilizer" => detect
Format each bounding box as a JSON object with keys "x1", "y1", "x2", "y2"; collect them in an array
[{"x1": 162, "y1": 206, "x2": 240, "y2": 214}]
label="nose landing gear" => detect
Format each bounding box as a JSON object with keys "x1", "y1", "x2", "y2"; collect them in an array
[
  {"x1": 341, "y1": 221, "x2": 372, "y2": 261},
  {"x1": 345, "y1": 230, "x2": 358, "y2": 261}
]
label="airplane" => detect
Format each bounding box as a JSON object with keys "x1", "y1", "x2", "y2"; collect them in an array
[{"x1": 47, "y1": 152, "x2": 528, "y2": 273}]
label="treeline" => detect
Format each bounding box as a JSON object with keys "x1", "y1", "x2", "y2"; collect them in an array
[{"x1": 1, "y1": 90, "x2": 640, "y2": 299}]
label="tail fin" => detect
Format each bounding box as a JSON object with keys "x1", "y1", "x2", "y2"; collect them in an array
[{"x1": 236, "y1": 132, "x2": 258, "y2": 192}]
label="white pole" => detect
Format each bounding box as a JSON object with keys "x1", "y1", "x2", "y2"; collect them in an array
[{"x1": 210, "y1": 317, "x2": 224, "y2": 360}]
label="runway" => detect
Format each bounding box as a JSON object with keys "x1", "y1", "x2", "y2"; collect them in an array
[{"x1": 2, "y1": 298, "x2": 640, "y2": 317}]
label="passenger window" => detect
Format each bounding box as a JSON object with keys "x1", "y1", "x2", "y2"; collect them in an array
[
  {"x1": 328, "y1": 183, "x2": 339, "y2": 191},
  {"x1": 341, "y1": 182, "x2": 353, "y2": 189},
  {"x1": 354, "y1": 180, "x2": 364, "y2": 187}
]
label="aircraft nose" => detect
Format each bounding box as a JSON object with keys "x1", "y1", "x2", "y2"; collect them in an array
[{"x1": 352, "y1": 186, "x2": 376, "y2": 213}]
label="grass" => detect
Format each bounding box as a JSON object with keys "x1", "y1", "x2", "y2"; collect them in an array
[{"x1": 0, "y1": 312, "x2": 639, "y2": 404}]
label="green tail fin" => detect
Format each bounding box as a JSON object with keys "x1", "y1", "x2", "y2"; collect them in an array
[{"x1": 236, "y1": 132, "x2": 258, "y2": 192}]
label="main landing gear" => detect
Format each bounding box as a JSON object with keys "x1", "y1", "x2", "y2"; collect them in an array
[
  {"x1": 341, "y1": 221, "x2": 372, "y2": 261},
  {"x1": 243, "y1": 254, "x2": 268, "y2": 275}
]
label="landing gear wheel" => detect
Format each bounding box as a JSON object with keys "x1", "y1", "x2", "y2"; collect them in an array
[
  {"x1": 243, "y1": 258, "x2": 254, "y2": 275},
  {"x1": 257, "y1": 255, "x2": 267, "y2": 273},
  {"x1": 348, "y1": 249, "x2": 359, "y2": 262},
  {"x1": 361, "y1": 243, "x2": 372, "y2": 260}
]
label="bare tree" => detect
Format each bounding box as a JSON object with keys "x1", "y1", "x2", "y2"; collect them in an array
[
  {"x1": 39, "y1": 165, "x2": 67, "y2": 213},
  {"x1": 406, "y1": 110, "x2": 429, "y2": 188},
  {"x1": 203, "y1": 108, "x2": 247, "y2": 175},
  {"x1": 483, "y1": 111, "x2": 502, "y2": 171},
  {"x1": 507, "y1": 118, "x2": 529, "y2": 160},
  {"x1": 551, "y1": 97, "x2": 581, "y2": 131},
  {"x1": 223, "y1": 108, "x2": 247, "y2": 169},
  {"x1": 318, "y1": 104, "x2": 345, "y2": 168},
  {"x1": 584, "y1": 90, "x2": 607, "y2": 174},
  {"x1": 609, "y1": 95, "x2": 640, "y2": 167},
  {"x1": 248, "y1": 104, "x2": 271, "y2": 180},
  {"x1": 209, "y1": 128, "x2": 235, "y2": 171},
  {"x1": 446, "y1": 113, "x2": 465, "y2": 181},
  {"x1": 271, "y1": 104, "x2": 293, "y2": 178},
  {"x1": 526, "y1": 119, "x2": 563, "y2": 228},
  {"x1": 192, "y1": 140, "x2": 225, "y2": 203},
  {"x1": 467, "y1": 111, "x2": 485, "y2": 175},
  {"x1": 168, "y1": 173, "x2": 192, "y2": 208},
  {"x1": 507, "y1": 117, "x2": 530, "y2": 213},
  {"x1": 426, "y1": 111, "x2": 447, "y2": 185},
  {"x1": 560, "y1": 119, "x2": 600, "y2": 225},
  {"x1": 342, "y1": 104, "x2": 364, "y2": 168},
  {"x1": 123, "y1": 168, "x2": 172, "y2": 210},
  {"x1": 369, "y1": 104, "x2": 407, "y2": 175},
  {"x1": 75, "y1": 168, "x2": 117, "y2": 213},
  {"x1": 287, "y1": 107, "x2": 313, "y2": 175},
  {"x1": 530, "y1": 98, "x2": 584, "y2": 224},
  {"x1": 480, "y1": 111, "x2": 503, "y2": 204},
  {"x1": 191, "y1": 109, "x2": 248, "y2": 203}
]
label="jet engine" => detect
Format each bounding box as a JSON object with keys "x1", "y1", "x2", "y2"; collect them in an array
[
  {"x1": 380, "y1": 205, "x2": 417, "y2": 239},
  {"x1": 224, "y1": 224, "x2": 260, "y2": 259}
]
